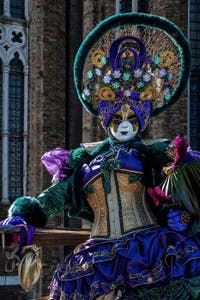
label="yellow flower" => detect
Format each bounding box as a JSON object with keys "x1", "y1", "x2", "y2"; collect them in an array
[
  {"x1": 91, "y1": 49, "x2": 106, "y2": 68},
  {"x1": 140, "y1": 86, "x2": 158, "y2": 101},
  {"x1": 98, "y1": 86, "x2": 115, "y2": 101},
  {"x1": 159, "y1": 51, "x2": 175, "y2": 68}
]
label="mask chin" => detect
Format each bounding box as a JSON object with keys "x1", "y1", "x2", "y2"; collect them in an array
[{"x1": 109, "y1": 121, "x2": 139, "y2": 143}]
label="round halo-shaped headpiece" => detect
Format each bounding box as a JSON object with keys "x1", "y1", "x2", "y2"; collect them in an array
[{"x1": 74, "y1": 13, "x2": 191, "y2": 127}]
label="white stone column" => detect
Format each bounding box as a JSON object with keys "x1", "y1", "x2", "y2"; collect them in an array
[
  {"x1": 115, "y1": 0, "x2": 120, "y2": 13},
  {"x1": 23, "y1": 65, "x2": 28, "y2": 195},
  {"x1": 4, "y1": 0, "x2": 10, "y2": 17},
  {"x1": 132, "y1": 0, "x2": 138, "y2": 12},
  {"x1": 1, "y1": 65, "x2": 9, "y2": 204},
  {"x1": 24, "y1": 0, "x2": 29, "y2": 21}
]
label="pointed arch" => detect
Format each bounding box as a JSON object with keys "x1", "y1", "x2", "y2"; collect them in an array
[{"x1": 7, "y1": 48, "x2": 27, "y2": 66}]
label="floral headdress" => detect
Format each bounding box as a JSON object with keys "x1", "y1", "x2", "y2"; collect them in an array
[{"x1": 74, "y1": 13, "x2": 191, "y2": 131}]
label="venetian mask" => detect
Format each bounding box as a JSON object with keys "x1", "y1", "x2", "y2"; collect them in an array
[{"x1": 109, "y1": 103, "x2": 139, "y2": 142}]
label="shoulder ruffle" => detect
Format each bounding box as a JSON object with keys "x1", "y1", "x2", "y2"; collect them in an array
[{"x1": 41, "y1": 148, "x2": 71, "y2": 183}]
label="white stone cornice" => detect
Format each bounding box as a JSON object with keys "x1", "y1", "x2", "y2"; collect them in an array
[{"x1": 25, "y1": 0, "x2": 29, "y2": 21}]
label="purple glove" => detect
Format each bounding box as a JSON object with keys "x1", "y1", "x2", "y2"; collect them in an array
[
  {"x1": 167, "y1": 209, "x2": 191, "y2": 232},
  {"x1": 0, "y1": 216, "x2": 35, "y2": 253},
  {"x1": 0, "y1": 216, "x2": 26, "y2": 226}
]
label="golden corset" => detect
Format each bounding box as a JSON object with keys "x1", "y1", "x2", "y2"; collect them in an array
[{"x1": 83, "y1": 170, "x2": 157, "y2": 239}]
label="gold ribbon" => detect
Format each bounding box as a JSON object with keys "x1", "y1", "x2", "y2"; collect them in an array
[{"x1": 18, "y1": 244, "x2": 42, "y2": 291}]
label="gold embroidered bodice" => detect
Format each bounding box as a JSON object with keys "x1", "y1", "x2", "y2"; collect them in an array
[{"x1": 83, "y1": 170, "x2": 158, "y2": 239}]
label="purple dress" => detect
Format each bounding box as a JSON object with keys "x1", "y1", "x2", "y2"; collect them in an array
[{"x1": 42, "y1": 144, "x2": 200, "y2": 300}]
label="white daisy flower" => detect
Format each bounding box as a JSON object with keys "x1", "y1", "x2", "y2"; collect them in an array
[
  {"x1": 95, "y1": 68, "x2": 102, "y2": 76},
  {"x1": 82, "y1": 88, "x2": 91, "y2": 97},
  {"x1": 124, "y1": 90, "x2": 132, "y2": 97},
  {"x1": 103, "y1": 74, "x2": 112, "y2": 84}
]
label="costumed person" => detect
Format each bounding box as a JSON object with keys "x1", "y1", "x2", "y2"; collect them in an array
[{"x1": 1, "y1": 13, "x2": 200, "y2": 299}]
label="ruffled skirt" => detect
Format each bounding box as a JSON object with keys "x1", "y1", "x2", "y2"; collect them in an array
[{"x1": 48, "y1": 226, "x2": 200, "y2": 299}]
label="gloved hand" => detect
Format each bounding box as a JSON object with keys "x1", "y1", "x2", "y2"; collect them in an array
[
  {"x1": 0, "y1": 216, "x2": 35, "y2": 252},
  {"x1": 167, "y1": 209, "x2": 191, "y2": 232}
]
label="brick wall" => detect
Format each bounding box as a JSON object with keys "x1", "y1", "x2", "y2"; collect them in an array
[
  {"x1": 27, "y1": 0, "x2": 67, "y2": 297},
  {"x1": 82, "y1": 0, "x2": 115, "y2": 143},
  {"x1": 28, "y1": 0, "x2": 66, "y2": 195},
  {"x1": 142, "y1": 0, "x2": 189, "y2": 140}
]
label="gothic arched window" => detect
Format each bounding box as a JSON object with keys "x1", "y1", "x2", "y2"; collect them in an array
[
  {"x1": 10, "y1": 0, "x2": 25, "y2": 19},
  {"x1": 8, "y1": 52, "x2": 24, "y2": 201}
]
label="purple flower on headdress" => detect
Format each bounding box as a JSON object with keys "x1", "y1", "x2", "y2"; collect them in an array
[
  {"x1": 95, "y1": 68, "x2": 102, "y2": 76},
  {"x1": 143, "y1": 72, "x2": 152, "y2": 83},
  {"x1": 103, "y1": 74, "x2": 112, "y2": 84},
  {"x1": 134, "y1": 68, "x2": 142, "y2": 78},
  {"x1": 113, "y1": 70, "x2": 121, "y2": 79},
  {"x1": 158, "y1": 68, "x2": 167, "y2": 78}
]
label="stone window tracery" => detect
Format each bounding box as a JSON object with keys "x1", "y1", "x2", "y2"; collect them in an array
[
  {"x1": 0, "y1": 21, "x2": 28, "y2": 204},
  {"x1": 8, "y1": 52, "x2": 24, "y2": 201}
]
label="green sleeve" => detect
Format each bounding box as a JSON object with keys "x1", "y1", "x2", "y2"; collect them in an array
[
  {"x1": 8, "y1": 146, "x2": 93, "y2": 227},
  {"x1": 8, "y1": 178, "x2": 71, "y2": 227}
]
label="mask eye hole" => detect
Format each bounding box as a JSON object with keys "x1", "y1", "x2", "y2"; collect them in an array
[
  {"x1": 127, "y1": 114, "x2": 136, "y2": 121},
  {"x1": 112, "y1": 119, "x2": 121, "y2": 125},
  {"x1": 113, "y1": 114, "x2": 122, "y2": 121}
]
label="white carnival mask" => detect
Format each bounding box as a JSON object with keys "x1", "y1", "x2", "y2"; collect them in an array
[{"x1": 109, "y1": 104, "x2": 139, "y2": 142}]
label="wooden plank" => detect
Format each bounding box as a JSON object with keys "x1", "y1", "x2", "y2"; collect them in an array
[
  {"x1": 0, "y1": 225, "x2": 90, "y2": 248},
  {"x1": 33, "y1": 228, "x2": 90, "y2": 246}
]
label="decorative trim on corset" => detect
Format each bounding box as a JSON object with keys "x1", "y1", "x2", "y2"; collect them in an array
[
  {"x1": 86, "y1": 175, "x2": 110, "y2": 238},
  {"x1": 84, "y1": 170, "x2": 158, "y2": 239}
]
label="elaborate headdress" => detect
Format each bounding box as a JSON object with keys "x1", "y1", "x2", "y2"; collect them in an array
[{"x1": 74, "y1": 13, "x2": 191, "y2": 131}]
